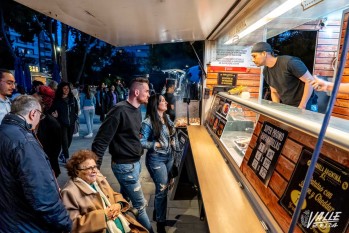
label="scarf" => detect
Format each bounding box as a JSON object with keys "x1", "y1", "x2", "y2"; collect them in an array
[{"x1": 76, "y1": 178, "x2": 131, "y2": 233}]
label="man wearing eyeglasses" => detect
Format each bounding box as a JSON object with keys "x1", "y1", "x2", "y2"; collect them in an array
[
  {"x1": 0, "y1": 69, "x2": 15, "y2": 124},
  {"x1": 0, "y1": 95, "x2": 72, "y2": 233}
]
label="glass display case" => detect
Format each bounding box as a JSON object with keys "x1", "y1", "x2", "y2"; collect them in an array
[
  {"x1": 174, "y1": 100, "x2": 201, "y2": 127},
  {"x1": 206, "y1": 93, "x2": 258, "y2": 166}
]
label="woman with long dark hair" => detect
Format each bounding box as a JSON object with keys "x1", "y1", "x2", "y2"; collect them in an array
[
  {"x1": 51, "y1": 82, "x2": 78, "y2": 163},
  {"x1": 140, "y1": 94, "x2": 175, "y2": 233}
]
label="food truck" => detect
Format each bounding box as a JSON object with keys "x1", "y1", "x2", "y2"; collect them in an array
[{"x1": 14, "y1": 0, "x2": 349, "y2": 232}]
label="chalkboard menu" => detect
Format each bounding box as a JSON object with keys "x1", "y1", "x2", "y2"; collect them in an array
[
  {"x1": 280, "y1": 149, "x2": 349, "y2": 233},
  {"x1": 217, "y1": 73, "x2": 237, "y2": 86},
  {"x1": 247, "y1": 121, "x2": 288, "y2": 184}
]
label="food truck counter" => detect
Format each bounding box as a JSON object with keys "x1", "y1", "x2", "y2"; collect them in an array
[{"x1": 217, "y1": 92, "x2": 349, "y2": 150}]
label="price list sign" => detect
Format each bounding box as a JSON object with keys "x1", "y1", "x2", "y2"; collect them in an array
[
  {"x1": 248, "y1": 121, "x2": 288, "y2": 184},
  {"x1": 280, "y1": 149, "x2": 349, "y2": 233},
  {"x1": 217, "y1": 73, "x2": 237, "y2": 86}
]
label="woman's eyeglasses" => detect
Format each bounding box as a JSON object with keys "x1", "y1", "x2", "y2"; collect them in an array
[{"x1": 77, "y1": 165, "x2": 98, "y2": 172}]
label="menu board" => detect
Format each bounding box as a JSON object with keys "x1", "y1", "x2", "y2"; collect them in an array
[
  {"x1": 247, "y1": 121, "x2": 288, "y2": 184},
  {"x1": 279, "y1": 149, "x2": 349, "y2": 233},
  {"x1": 217, "y1": 73, "x2": 237, "y2": 86},
  {"x1": 207, "y1": 96, "x2": 231, "y2": 138}
]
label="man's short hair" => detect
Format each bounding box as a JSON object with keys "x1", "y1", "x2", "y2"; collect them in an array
[
  {"x1": 0, "y1": 69, "x2": 13, "y2": 80},
  {"x1": 251, "y1": 42, "x2": 273, "y2": 53},
  {"x1": 11, "y1": 95, "x2": 40, "y2": 116},
  {"x1": 129, "y1": 77, "x2": 149, "y2": 92},
  {"x1": 166, "y1": 81, "x2": 175, "y2": 90}
]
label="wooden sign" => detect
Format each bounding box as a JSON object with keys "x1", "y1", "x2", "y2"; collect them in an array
[
  {"x1": 279, "y1": 149, "x2": 349, "y2": 233},
  {"x1": 217, "y1": 73, "x2": 237, "y2": 86},
  {"x1": 247, "y1": 121, "x2": 288, "y2": 184}
]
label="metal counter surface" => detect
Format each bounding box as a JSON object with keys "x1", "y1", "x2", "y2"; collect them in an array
[{"x1": 218, "y1": 92, "x2": 349, "y2": 150}]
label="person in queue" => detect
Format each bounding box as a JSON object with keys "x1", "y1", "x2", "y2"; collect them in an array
[
  {"x1": 35, "y1": 85, "x2": 63, "y2": 177},
  {"x1": 311, "y1": 75, "x2": 349, "y2": 94},
  {"x1": 96, "y1": 82, "x2": 108, "y2": 122},
  {"x1": 164, "y1": 82, "x2": 176, "y2": 122},
  {"x1": 92, "y1": 77, "x2": 153, "y2": 233},
  {"x1": 61, "y1": 149, "x2": 148, "y2": 233},
  {"x1": 251, "y1": 42, "x2": 317, "y2": 111},
  {"x1": 80, "y1": 84, "x2": 97, "y2": 138},
  {"x1": 0, "y1": 95, "x2": 72, "y2": 232},
  {"x1": 140, "y1": 94, "x2": 176, "y2": 233},
  {"x1": 51, "y1": 81, "x2": 79, "y2": 163},
  {"x1": 0, "y1": 69, "x2": 15, "y2": 124}
]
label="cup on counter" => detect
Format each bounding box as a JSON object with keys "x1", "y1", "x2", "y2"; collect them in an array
[{"x1": 240, "y1": 91, "x2": 250, "y2": 99}]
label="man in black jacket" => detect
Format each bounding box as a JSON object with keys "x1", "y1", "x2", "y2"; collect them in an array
[
  {"x1": 92, "y1": 77, "x2": 153, "y2": 233},
  {"x1": 0, "y1": 95, "x2": 72, "y2": 233}
]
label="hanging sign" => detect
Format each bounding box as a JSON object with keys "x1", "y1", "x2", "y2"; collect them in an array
[
  {"x1": 247, "y1": 121, "x2": 288, "y2": 184},
  {"x1": 279, "y1": 149, "x2": 349, "y2": 233}
]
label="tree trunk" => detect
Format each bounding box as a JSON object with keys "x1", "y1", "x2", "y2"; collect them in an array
[
  {"x1": 60, "y1": 23, "x2": 68, "y2": 82},
  {"x1": 48, "y1": 19, "x2": 57, "y2": 64},
  {"x1": 76, "y1": 35, "x2": 91, "y2": 84},
  {"x1": 54, "y1": 20, "x2": 59, "y2": 64}
]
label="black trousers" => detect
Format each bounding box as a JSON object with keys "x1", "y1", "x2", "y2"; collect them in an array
[{"x1": 61, "y1": 124, "x2": 74, "y2": 158}]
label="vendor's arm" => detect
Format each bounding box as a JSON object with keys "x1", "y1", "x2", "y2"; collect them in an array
[
  {"x1": 269, "y1": 86, "x2": 281, "y2": 103},
  {"x1": 298, "y1": 71, "x2": 314, "y2": 109}
]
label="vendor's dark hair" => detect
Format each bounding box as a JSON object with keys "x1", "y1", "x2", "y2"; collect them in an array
[
  {"x1": 146, "y1": 94, "x2": 170, "y2": 139},
  {"x1": 66, "y1": 150, "x2": 98, "y2": 178}
]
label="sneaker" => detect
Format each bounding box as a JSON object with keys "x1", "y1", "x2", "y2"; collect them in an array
[
  {"x1": 84, "y1": 133, "x2": 93, "y2": 138},
  {"x1": 73, "y1": 132, "x2": 79, "y2": 137}
]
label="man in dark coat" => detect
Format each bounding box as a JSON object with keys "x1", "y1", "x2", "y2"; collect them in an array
[
  {"x1": 36, "y1": 85, "x2": 62, "y2": 177},
  {"x1": 0, "y1": 95, "x2": 72, "y2": 233}
]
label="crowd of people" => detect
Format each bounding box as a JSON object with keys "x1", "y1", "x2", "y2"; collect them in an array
[
  {"x1": 0, "y1": 70, "x2": 178, "y2": 233},
  {"x1": 1, "y1": 53, "x2": 348, "y2": 232}
]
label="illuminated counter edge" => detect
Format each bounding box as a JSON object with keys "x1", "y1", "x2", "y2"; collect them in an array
[{"x1": 218, "y1": 92, "x2": 349, "y2": 150}]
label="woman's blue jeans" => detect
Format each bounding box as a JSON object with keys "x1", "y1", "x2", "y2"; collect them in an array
[
  {"x1": 146, "y1": 152, "x2": 174, "y2": 223},
  {"x1": 83, "y1": 108, "x2": 95, "y2": 134},
  {"x1": 111, "y1": 161, "x2": 153, "y2": 233}
]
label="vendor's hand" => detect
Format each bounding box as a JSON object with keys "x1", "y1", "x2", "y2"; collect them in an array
[
  {"x1": 297, "y1": 104, "x2": 306, "y2": 110},
  {"x1": 310, "y1": 75, "x2": 328, "y2": 92}
]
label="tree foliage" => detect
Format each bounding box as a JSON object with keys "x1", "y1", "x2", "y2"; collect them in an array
[{"x1": 149, "y1": 41, "x2": 204, "y2": 70}]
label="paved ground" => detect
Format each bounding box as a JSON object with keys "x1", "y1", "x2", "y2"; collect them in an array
[{"x1": 57, "y1": 115, "x2": 209, "y2": 233}]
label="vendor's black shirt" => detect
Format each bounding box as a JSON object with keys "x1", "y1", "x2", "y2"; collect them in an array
[{"x1": 263, "y1": 55, "x2": 307, "y2": 107}]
